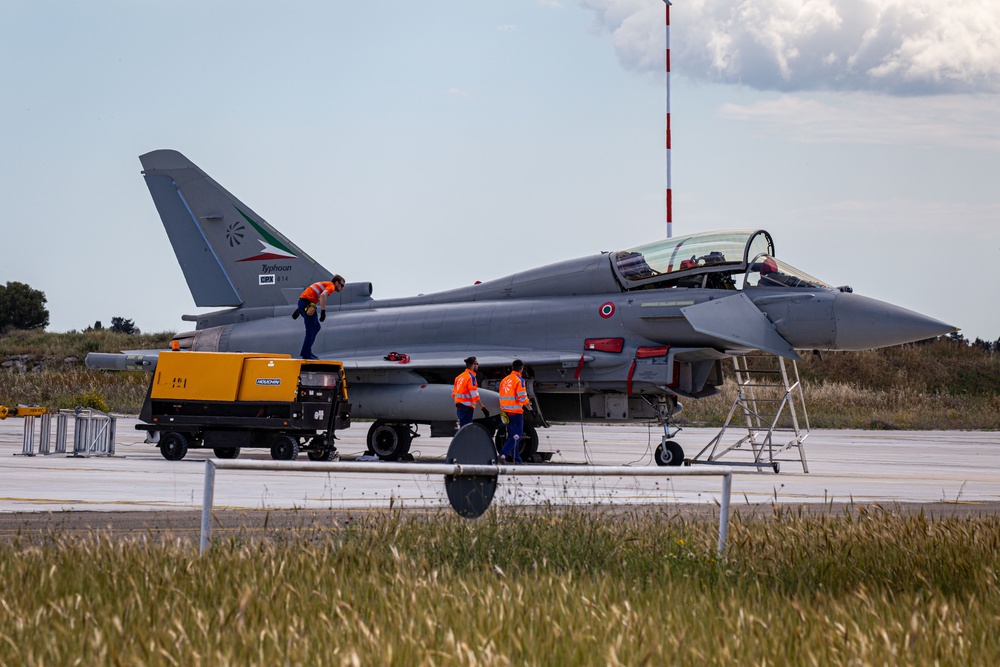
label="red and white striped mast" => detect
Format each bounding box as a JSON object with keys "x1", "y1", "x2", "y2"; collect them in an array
[{"x1": 664, "y1": 0, "x2": 673, "y2": 238}]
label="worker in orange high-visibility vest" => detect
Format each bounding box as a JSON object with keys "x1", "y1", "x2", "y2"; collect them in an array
[
  {"x1": 498, "y1": 359, "x2": 532, "y2": 463},
  {"x1": 294, "y1": 275, "x2": 345, "y2": 359},
  {"x1": 452, "y1": 356, "x2": 488, "y2": 428}
]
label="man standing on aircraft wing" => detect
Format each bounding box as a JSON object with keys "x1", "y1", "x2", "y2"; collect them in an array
[
  {"x1": 294, "y1": 275, "x2": 345, "y2": 359},
  {"x1": 452, "y1": 356, "x2": 488, "y2": 428},
  {"x1": 498, "y1": 359, "x2": 532, "y2": 464}
]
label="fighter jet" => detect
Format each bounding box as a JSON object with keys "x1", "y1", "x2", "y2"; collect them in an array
[{"x1": 90, "y1": 149, "x2": 956, "y2": 464}]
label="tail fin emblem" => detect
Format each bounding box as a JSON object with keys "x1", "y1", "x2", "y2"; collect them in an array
[
  {"x1": 233, "y1": 207, "x2": 299, "y2": 262},
  {"x1": 226, "y1": 222, "x2": 246, "y2": 247}
]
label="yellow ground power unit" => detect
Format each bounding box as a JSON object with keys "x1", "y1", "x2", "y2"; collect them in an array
[{"x1": 137, "y1": 351, "x2": 350, "y2": 461}]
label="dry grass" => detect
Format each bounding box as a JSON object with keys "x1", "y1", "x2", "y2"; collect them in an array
[
  {"x1": 681, "y1": 340, "x2": 1000, "y2": 430},
  {"x1": 682, "y1": 377, "x2": 1000, "y2": 430},
  {"x1": 0, "y1": 329, "x2": 173, "y2": 413},
  {"x1": 0, "y1": 329, "x2": 175, "y2": 360},
  {"x1": 0, "y1": 367, "x2": 150, "y2": 413},
  {"x1": 1, "y1": 507, "x2": 998, "y2": 665}
]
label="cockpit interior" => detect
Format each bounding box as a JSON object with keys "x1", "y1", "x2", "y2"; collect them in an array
[{"x1": 612, "y1": 229, "x2": 829, "y2": 291}]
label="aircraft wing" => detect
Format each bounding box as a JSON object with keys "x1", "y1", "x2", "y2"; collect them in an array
[
  {"x1": 325, "y1": 346, "x2": 596, "y2": 371},
  {"x1": 681, "y1": 293, "x2": 801, "y2": 360}
]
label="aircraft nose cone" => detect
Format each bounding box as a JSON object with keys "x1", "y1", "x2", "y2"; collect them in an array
[{"x1": 833, "y1": 293, "x2": 957, "y2": 350}]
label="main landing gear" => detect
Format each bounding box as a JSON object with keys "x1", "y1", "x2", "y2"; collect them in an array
[
  {"x1": 366, "y1": 420, "x2": 415, "y2": 461},
  {"x1": 492, "y1": 423, "x2": 539, "y2": 463}
]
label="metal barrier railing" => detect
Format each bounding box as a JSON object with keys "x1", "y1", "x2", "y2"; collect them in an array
[
  {"x1": 17, "y1": 409, "x2": 116, "y2": 457},
  {"x1": 200, "y1": 460, "x2": 734, "y2": 556},
  {"x1": 72, "y1": 408, "x2": 116, "y2": 457}
]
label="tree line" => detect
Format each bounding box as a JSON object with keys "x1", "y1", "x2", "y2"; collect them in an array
[{"x1": 0, "y1": 281, "x2": 139, "y2": 334}]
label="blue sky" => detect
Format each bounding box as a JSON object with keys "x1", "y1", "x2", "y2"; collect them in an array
[{"x1": 2, "y1": 0, "x2": 997, "y2": 342}]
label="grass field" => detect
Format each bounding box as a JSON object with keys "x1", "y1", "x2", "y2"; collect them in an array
[
  {"x1": 1, "y1": 506, "x2": 998, "y2": 665},
  {"x1": 2, "y1": 332, "x2": 998, "y2": 664}
]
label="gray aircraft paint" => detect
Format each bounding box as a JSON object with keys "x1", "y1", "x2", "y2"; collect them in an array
[{"x1": 100, "y1": 150, "x2": 957, "y2": 459}]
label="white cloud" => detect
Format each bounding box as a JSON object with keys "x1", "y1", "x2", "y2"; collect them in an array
[
  {"x1": 578, "y1": 0, "x2": 1000, "y2": 94},
  {"x1": 790, "y1": 198, "x2": 1000, "y2": 238},
  {"x1": 717, "y1": 92, "x2": 1000, "y2": 150}
]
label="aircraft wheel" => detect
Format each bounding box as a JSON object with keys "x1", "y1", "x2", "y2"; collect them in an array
[
  {"x1": 160, "y1": 432, "x2": 189, "y2": 461},
  {"x1": 270, "y1": 434, "x2": 300, "y2": 461},
  {"x1": 367, "y1": 421, "x2": 412, "y2": 461},
  {"x1": 521, "y1": 425, "x2": 539, "y2": 461},
  {"x1": 493, "y1": 422, "x2": 539, "y2": 462},
  {"x1": 654, "y1": 440, "x2": 684, "y2": 467},
  {"x1": 213, "y1": 447, "x2": 240, "y2": 459}
]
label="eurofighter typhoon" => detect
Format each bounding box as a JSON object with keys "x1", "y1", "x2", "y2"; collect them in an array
[{"x1": 88, "y1": 150, "x2": 956, "y2": 465}]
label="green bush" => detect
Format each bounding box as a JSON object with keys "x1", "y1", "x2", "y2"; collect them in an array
[{"x1": 74, "y1": 389, "x2": 110, "y2": 413}]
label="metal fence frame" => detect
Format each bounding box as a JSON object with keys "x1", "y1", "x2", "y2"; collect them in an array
[
  {"x1": 201, "y1": 460, "x2": 734, "y2": 556},
  {"x1": 17, "y1": 409, "x2": 117, "y2": 457}
]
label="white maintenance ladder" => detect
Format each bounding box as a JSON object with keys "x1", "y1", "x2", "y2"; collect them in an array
[{"x1": 691, "y1": 354, "x2": 810, "y2": 473}]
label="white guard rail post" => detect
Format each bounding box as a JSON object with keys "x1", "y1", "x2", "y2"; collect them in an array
[{"x1": 200, "y1": 461, "x2": 734, "y2": 557}]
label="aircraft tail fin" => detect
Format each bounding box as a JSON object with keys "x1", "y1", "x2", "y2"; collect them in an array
[{"x1": 139, "y1": 149, "x2": 333, "y2": 309}]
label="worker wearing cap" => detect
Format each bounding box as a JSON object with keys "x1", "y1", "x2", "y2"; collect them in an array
[
  {"x1": 452, "y1": 356, "x2": 487, "y2": 428},
  {"x1": 294, "y1": 275, "x2": 345, "y2": 359},
  {"x1": 498, "y1": 359, "x2": 532, "y2": 463}
]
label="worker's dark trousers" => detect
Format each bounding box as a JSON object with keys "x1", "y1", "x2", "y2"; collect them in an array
[
  {"x1": 299, "y1": 298, "x2": 321, "y2": 359},
  {"x1": 456, "y1": 405, "x2": 475, "y2": 428},
  {"x1": 499, "y1": 412, "x2": 523, "y2": 462}
]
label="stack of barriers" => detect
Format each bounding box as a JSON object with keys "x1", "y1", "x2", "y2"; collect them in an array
[{"x1": 5, "y1": 406, "x2": 117, "y2": 457}]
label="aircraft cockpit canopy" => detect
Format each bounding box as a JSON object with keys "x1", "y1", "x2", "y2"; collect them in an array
[
  {"x1": 612, "y1": 229, "x2": 833, "y2": 291},
  {"x1": 745, "y1": 255, "x2": 829, "y2": 289},
  {"x1": 613, "y1": 229, "x2": 775, "y2": 289}
]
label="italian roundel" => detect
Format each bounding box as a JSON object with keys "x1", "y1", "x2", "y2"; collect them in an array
[{"x1": 599, "y1": 302, "x2": 615, "y2": 319}]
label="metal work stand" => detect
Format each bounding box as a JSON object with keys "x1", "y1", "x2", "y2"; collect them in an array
[
  {"x1": 691, "y1": 354, "x2": 810, "y2": 473},
  {"x1": 16, "y1": 408, "x2": 117, "y2": 457}
]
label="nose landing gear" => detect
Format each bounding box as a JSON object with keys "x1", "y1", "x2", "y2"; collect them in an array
[
  {"x1": 654, "y1": 439, "x2": 684, "y2": 467},
  {"x1": 654, "y1": 414, "x2": 685, "y2": 467}
]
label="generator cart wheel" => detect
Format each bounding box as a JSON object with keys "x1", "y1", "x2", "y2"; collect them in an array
[
  {"x1": 270, "y1": 434, "x2": 300, "y2": 461},
  {"x1": 654, "y1": 440, "x2": 684, "y2": 467},
  {"x1": 308, "y1": 448, "x2": 336, "y2": 461},
  {"x1": 160, "y1": 432, "x2": 189, "y2": 461},
  {"x1": 213, "y1": 447, "x2": 240, "y2": 459},
  {"x1": 493, "y1": 423, "x2": 539, "y2": 462},
  {"x1": 367, "y1": 421, "x2": 413, "y2": 461},
  {"x1": 306, "y1": 435, "x2": 337, "y2": 461}
]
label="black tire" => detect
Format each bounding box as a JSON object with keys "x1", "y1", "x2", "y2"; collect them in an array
[
  {"x1": 654, "y1": 440, "x2": 684, "y2": 467},
  {"x1": 270, "y1": 434, "x2": 299, "y2": 461},
  {"x1": 213, "y1": 447, "x2": 240, "y2": 459},
  {"x1": 367, "y1": 421, "x2": 413, "y2": 461},
  {"x1": 160, "y1": 432, "x2": 189, "y2": 461},
  {"x1": 307, "y1": 435, "x2": 336, "y2": 461},
  {"x1": 392, "y1": 424, "x2": 414, "y2": 452},
  {"x1": 493, "y1": 422, "x2": 538, "y2": 462}
]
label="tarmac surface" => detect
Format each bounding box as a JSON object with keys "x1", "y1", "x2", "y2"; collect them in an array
[{"x1": 2, "y1": 416, "x2": 998, "y2": 536}]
